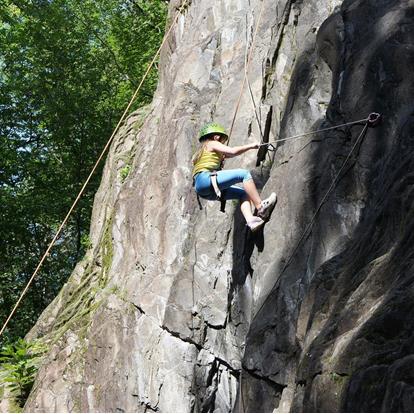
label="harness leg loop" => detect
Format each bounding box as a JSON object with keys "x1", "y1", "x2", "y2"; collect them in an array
[{"x1": 210, "y1": 172, "x2": 227, "y2": 213}]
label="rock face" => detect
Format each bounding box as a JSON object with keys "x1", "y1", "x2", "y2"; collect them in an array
[{"x1": 22, "y1": 0, "x2": 414, "y2": 412}]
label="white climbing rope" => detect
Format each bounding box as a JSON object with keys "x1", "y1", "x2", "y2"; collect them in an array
[
  {"x1": 259, "y1": 116, "x2": 371, "y2": 147},
  {"x1": 253, "y1": 120, "x2": 372, "y2": 319}
]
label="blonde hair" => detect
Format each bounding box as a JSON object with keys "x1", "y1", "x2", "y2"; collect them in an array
[
  {"x1": 192, "y1": 141, "x2": 208, "y2": 165},
  {"x1": 191, "y1": 134, "x2": 227, "y2": 165}
]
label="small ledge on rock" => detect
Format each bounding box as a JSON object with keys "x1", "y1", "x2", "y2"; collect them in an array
[
  {"x1": 161, "y1": 325, "x2": 202, "y2": 350},
  {"x1": 204, "y1": 320, "x2": 226, "y2": 330},
  {"x1": 213, "y1": 354, "x2": 241, "y2": 374},
  {"x1": 243, "y1": 366, "x2": 287, "y2": 390}
]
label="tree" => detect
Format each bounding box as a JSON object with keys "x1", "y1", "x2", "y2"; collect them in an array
[{"x1": 0, "y1": 0, "x2": 167, "y2": 344}]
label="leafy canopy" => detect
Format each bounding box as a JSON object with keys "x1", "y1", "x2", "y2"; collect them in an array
[{"x1": 0, "y1": 0, "x2": 167, "y2": 344}]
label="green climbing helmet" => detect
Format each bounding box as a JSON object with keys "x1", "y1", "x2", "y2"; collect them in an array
[{"x1": 199, "y1": 122, "x2": 228, "y2": 142}]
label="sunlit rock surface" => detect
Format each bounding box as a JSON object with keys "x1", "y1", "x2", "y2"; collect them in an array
[{"x1": 22, "y1": 0, "x2": 414, "y2": 412}]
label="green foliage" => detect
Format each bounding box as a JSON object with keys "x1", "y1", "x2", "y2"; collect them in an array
[
  {"x1": 119, "y1": 164, "x2": 132, "y2": 182},
  {"x1": 0, "y1": 0, "x2": 167, "y2": 344},
  {"x1": 0, "y1": 339, "x2": 47, "y2": 408},
  {"x1": 80, "y1": 234, "x2": 93, "y2": 251}
]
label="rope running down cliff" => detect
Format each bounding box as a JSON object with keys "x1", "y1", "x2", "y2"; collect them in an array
[
  {"x1": 253, "y1": 119, "x2": 374, "y2": 322},
  {"x1": 237, "y1": 119, "x2": 375, "y2": 413},
  {"x1": 232, "y1": 2, "x2": 379, "y2": 410},
  {"x1": 0, "y1": 1, "x2": 189, "y2": 339}
]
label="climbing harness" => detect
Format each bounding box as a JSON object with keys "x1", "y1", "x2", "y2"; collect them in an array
[
  {"x1": 210, "y1": 172, "x2": 227, "y2": 212},
  {"x1": 195, "y1": 0, "x2": 266, "y2": 214},
  {"x1": 195, "y1": 171, "x2": 227, "y2": 213},
  {"x1": 197, "y1": 113, "x2": 381, "y2": 214},
  {"x1": 0, "y1": 0, "x2": 190, "y2": 339},
  {"x1": 194, "y1": 123, "x2": 229, "y2": 211}
]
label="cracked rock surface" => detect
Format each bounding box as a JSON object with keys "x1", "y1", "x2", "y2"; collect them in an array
[{"x1": 19, "y1": 0, "x2": 414, "y2": 412}]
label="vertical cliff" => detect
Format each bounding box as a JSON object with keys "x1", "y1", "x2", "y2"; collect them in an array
[{"x1": 21, "y1": 0, "x2": 414, "y2": 412}]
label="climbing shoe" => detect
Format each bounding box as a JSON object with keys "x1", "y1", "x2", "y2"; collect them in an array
[
  {"x1": 247, "y1": 217, "x2": 265, "y2": 232},
  {"x1": 257, "y1": 192, "x2": 277, "y2": 220}
]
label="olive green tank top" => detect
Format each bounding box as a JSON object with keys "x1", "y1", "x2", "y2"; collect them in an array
[{"x1": 192, "y1": 148, "x2": 223, "y2": 177}]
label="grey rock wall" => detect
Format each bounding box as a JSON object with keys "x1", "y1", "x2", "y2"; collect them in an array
[{"x1": 22, "y1": 0, "x2": 414, "y2": 412}]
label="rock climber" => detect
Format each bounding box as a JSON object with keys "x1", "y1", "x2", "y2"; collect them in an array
[{"x1": 192, "y1": 122, "x2": 277, "y2": 231}]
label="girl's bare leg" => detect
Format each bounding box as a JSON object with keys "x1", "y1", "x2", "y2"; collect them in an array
[{"x1": 244, "y1": 179, "x2": 262, "y2": 209}]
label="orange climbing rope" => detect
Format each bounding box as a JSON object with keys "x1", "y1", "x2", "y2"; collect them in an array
[{"x1": 0, "y1": 1, "x2": 189, "y2": 339}]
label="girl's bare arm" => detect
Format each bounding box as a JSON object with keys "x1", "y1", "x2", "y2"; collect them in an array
[{"x1": 207, "y1": 141, "x2": 259, "y2": 158}]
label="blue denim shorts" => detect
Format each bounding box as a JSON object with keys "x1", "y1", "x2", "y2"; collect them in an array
[{"x1": 194, "y1": 169, "x2": 252, "y2": 201}]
